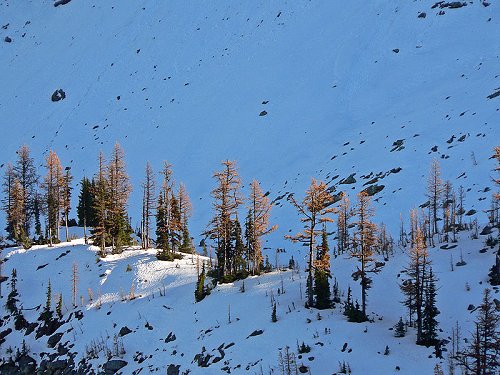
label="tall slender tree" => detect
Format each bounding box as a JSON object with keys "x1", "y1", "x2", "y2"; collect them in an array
[
  {"x1": 156, "y1": 162, "x2": 175, "y2": 258},
  {"x1": 337, "y1": 192, "x2": 351, "y2": 255},
  {"x1": 457, "y1": 288, "x2": 499, "y2": 375},
  {"x1": 178, "y1": 183, "x2": 193, "y2": 254},
  {"x1": 427, "y1": 159, "x2": 443, "y2": 240},
  {"x1": 2, "y1": 163, "x2": 15, "y2": 240},
  {"x1": 206, "y1": 160, "x2": 243, "y2": 279},
  {"x1": 9, "y1": 178, "x2": 26, "y2": 243},
  {"x1": 41, "y1": 150, "x2": 64, "y2": 246},
  {"x1": 141, "y1": 162, "x2": 156, "y2": 249},
  {"x1": 77, "y1": 177, "x2": 96, "y2": 243},
  {"x1": 107, "y1": 143, "x2": 132, "y2": 252},
  {"x1": 350, "y1": 191, "x2": 378, "y2": 320},
  {"x1": 421, "y1": 267, "x2": 439, "y2": 346},
  {"x1": 13, "y1": 145, "x2": 39, "y2": 236},
  {"x1": 62, "y1": 168, "x2": 73, "y2": 241},
  {"x1": 247, "y1": 180, "x2": 277, "y2": 274},
  {"x1": 286, "y1": 179, "x2": 336, "y2": 307},
  {"x1": 401, "y1": 210, "x2": 432, "y2": 344},
  {"x1": 92, "y1": 152, "x2": 109, "y2": 256},
  {"x1": 314, "y1": 228, "x2": 332, "y2": 309}
]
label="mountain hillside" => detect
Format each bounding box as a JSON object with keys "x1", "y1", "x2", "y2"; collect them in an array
[
  {"x1": 0, "y1": 1, "x2": 499, "y2": 374},
  {"x1": 0, "y1": 0, "x2": 499, "y2": 239},
  {"x1": 0, "y1": 227, "x2": 498, "y2": 374}
]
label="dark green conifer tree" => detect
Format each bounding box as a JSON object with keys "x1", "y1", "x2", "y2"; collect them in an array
[
  {"x1": 314, "y1": 229, "x2": 332, "y2": 309},
  {"x1": 421, "y1": 268, "x2": 439, "y2": 346},
  {"x1": 6, "y1": 269, "x2": 19, "y2": 313},
  {"x1": 231, "y1": 218, "x2": 246, "y2": 276},
  {"x1": 77, "y1": 177, "x2": 96, "y2": 227},
  {"x1": 195, "y1": 263, "x2": 207, "y2": 302}
]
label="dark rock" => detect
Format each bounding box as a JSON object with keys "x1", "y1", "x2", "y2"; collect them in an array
[
  {"x1": 119, "y1": 326, "x2": 132, "y2": 337},
  {"x1": 362, "y1": 184, "x2": 385, "y2": 197},
  {"x1": 486, "y1": 89, "x2": 500, "y2": 100},
  {"x1": 467, "y1": 304, "x2": 475, "y2": 311},
  {"x1": 247, "y1": 329, "x2": 264, "y2": 338},
  {"x1": 259, "y1": 110, "x2": 267, "y2": 116},
  {"x1": 339, "y1": 174, "x2": 356, "y2": 184},
  {"x1": 193, "y1": 351, "x2": 212, "y2": 367},
  {"x1": 391, "y1": 139, "x2": 405, "y2": 152},
  {"x1": 392, "y1": 48, "x2": 400, "y2": 53},
  {"x1": 465, "y1": 209, "x2": 476, "y2": 216},
  {"x1": 165, "y1": 331, "x2": 176, "y2": 343},
  {"x1": 51, "y1": 89, "x2": 66, "y2": 102},
  {"x1": 54, "y1": 0, "x2": 72, "y2": 7},
  {"x1": 480, "y1": 225, "x2": 493, "y2": 235},
  {"x1": 103, "y1": 359, "x2": 127, "y2": 374},
  {"x1": 47, "y1": 332, "x2": 63, "y2": 348},
  {"x1": 299, "y1": 365, "x2": 309, "y2": 373},
  {"x1": 4, "y1": 36, "x2": 12, "y2": 43},
  {"x1": 418, "y1": 12, "x2": 426, "y2": 18},
  {"x1": 167, "y1": 364, "x2": 181, "y2": 375}
]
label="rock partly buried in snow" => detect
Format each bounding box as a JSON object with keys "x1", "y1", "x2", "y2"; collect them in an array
[
  {"x1": 0, "y1": 328, "x2": 12, "y2": 345},
  {"x1": 418, "y1": 12, "x2": 427, "y2": 18},
  {"x1": 487, "y1": 89, "x2": 500, "y2": 100},
  {"x1": 4, "y1": 36, "x2": 12, "y2": 43},
  {"x1": 51, "y1": 89, "x2": 66, "y2": 102},
  {"x1": 480, "y1": 225, "x2": 493, "y2": 236},
  {"x1": 339, "y1": 174, "x2": 356, "y2": 184},
  {"x1": 392, "y1": 48, "x2": 400, "y2": 53},
  {"x1": 54, "y1": 0, "x2": 72, "y2": 7},
  {"x1": 390, "y1": 139, "x2": 405, "y2": 152},
  {"x1": 118, "y1": 326, "x2": 132, "y2": 337},
  {"x1": 467, "y1": 304, "x2": 475, "y2": 311},
  {"x1": 259, "y1": 110, "x2": 267, "y2": 116},
  {"x1": 165, "y1": 332, "x2": 177, "y2": 343},
  {"x1": 247, "y1": 329, "x2": 264, "y2": 338},
  {"x1": 299, "y1": 365, "x2": 309, "y2": 373},
  {"x1": 465, "y1": 209, "x2": 476, "y2": 216},
  {"x1": 362, "y1": 184, "x2": 385, "y2": 197},
  {"x1": 103, "y1": 359, "x2": 127, "y2": 374}
]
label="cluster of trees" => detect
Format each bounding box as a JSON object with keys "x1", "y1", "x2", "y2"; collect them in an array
[
  {"x1": 2, "y1": 145, "x2": 73, "y2": 247},
  {"x1": 204, "y1": 160, "x2": 277, "y2": 282},
  {"x1": 400, "y1": 211, "x2": 439, "y2": 347},
  {"x1": 154, "y1": 162, "x2": 193, "y2": 260},
  {"x1": 75, "y1": 144, "x2": 133, "y2": 255},
  {"x1": 286, "y1": 178, "x2": 390, "y2": 318}
]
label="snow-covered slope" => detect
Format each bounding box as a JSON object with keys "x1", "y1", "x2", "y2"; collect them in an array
[
  {"x1": 1, "y1": 1, "x2": 499, "y2": 373},
  {"x1": 0, "y1": 227, "x2": 497, "y2": 374},
  {"x1": 0, "y1": 0, "x2": 499, "y2": 241}
]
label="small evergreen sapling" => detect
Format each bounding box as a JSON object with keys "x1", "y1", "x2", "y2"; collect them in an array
[
  {"x1": 272, "y1": 302, "x2": 277, "y2": 323},
  {"x1": 394, "y1": 317, "x2": 406, "y2": 338}
]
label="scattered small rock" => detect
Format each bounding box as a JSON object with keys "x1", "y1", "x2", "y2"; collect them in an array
[
  {"x1": 119, "y1": 326, "x2": 132, "y2": 337},
  {"x1": 51, "y1": 89, "x2": 66, "y2": 102}
]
